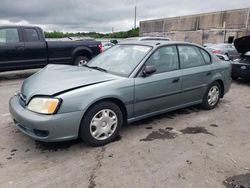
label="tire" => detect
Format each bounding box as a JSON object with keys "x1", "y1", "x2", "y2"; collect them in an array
[
  {"x1": 74, "y1": 56, "x2": 89, "y2": 66},
  {"x1": 79, "y1": 101, "x2": 123, "y2": 147},
  {"x1": 201, "y1": 82, "x2": 221, "y2": 110}
]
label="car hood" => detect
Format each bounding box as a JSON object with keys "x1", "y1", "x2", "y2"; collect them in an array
[
  {"x1": 234, "y1": 36, "x2": 250, "y2": 53},
  {"x1": 21, "y1": 64, "x2": 119, "y2": 101}
]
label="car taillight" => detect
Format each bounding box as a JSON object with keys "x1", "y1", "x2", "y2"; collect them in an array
[
  {"x1": 212, "y1": 49, "x2": 221, "y2": 54},
  {"x1": 98, "y1": 44, "x2": 103, "y2": 53}
]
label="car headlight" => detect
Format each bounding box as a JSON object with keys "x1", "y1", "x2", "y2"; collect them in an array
[{"x1": 27, "y1": 97, "x2": 61, "y2": 114}]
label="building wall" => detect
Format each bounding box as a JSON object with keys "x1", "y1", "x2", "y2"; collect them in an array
[{"x1": 140, "y1": 8, "x2": 250, "y2": 45}]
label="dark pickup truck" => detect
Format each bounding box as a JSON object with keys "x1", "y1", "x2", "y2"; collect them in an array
[{"x1": 0, "y1": 26, "x2": 102, "y2": 72}]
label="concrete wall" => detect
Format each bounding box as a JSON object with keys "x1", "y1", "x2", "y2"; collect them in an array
[{"x1": 140, "y1": 8, "x2": 250, "y2": 44}]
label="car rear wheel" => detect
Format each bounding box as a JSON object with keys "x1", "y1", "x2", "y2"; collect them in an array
[
  {"x1": 79, "y1": 101, "x2": 123, "y2": 146},
  {"x1": 201, "y1": 82, "x2": 221, "y2": 110},
  {"x1": 74, "y1": 56, "x2": 89, "y2": 66}
]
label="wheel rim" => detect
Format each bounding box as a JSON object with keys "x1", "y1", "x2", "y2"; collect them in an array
[
  {"x1": 90, "y1": 109, "x2": 118, "y2": 141},
  {"x1": 78, "y1": 59, "x2": 87, "y2": 66},
  {"x1": 207, "y1": 85, "x2": 220, "y2": 106}
]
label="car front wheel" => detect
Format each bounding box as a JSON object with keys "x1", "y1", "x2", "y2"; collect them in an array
[
  {"x1": 201, "y1": 82, "x2": 221, "y2": 110},
  {"x1": 80, "y1": 101, "x2": 123, "y2": 146}
]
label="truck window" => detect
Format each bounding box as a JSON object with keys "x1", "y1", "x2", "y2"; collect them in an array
[
  {"x1": 24, "y1": 28, "x2": 40, "y2": 42},
  {"x1": 0, "y1": 28, "x2": 20, "y2": 43}
]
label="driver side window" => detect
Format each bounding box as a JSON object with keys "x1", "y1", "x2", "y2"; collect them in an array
[{"x1": 145, "y1": 46, "x2": 179, "y2": 74}]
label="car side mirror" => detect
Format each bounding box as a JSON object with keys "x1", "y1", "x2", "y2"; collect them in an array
[
  {"x1": 142, "y1": 65, "x2": 156, "y2": 76},
  {"x1": 216, "y1": 54, "x2": 230, "y2": 61}
]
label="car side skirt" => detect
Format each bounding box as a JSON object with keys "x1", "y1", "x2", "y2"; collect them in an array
[{"x1": 127, "y1": 100, "x2": 202, "y2": 124}]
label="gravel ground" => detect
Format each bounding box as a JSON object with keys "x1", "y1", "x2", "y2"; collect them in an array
[{"x1": 0, "y1": 69, "x2": 250, "y2": 188}]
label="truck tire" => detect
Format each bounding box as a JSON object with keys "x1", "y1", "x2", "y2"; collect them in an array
[
  {"x1": 74, "y1": 56, "x2": 89, "y2": 66},
  {"x1": 79, "y1": 101, "x2": 123, "y2": 147}
]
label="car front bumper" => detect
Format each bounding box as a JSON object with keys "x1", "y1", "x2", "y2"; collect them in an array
[{"x1": 9, "y1": 95, "x2": 84, "y2": 142}]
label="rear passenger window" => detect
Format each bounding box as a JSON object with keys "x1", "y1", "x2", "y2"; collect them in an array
[
  {"x1": 199, "y1": 49, "x2": 211, "y2": 64},
  {"x1": 178, "y1": 45, "x2": 205, "y2": 69},
  {"x1": 146, "y1": 46, "x2": 179, "y2": 74},
  {"x1": 24, "y1": 28, "x2": 40, "y2": 42},
  {"x1": 0, "y1": 28, "x2": 20, "y2": 43}
]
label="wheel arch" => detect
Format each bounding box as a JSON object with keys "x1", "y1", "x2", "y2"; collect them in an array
[
  {"x1": 212, "y1": 79, "x2": 225, "y2": 98},
  {"x1": 78, "y1": 97, "x2": 128, "y2": 136},
  {"x1": 72, "y1": 47, "x2": 93, "y2": 62}
]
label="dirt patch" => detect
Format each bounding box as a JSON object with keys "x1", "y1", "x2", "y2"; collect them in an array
[
  {"x1": 209, "y1": 124, "x2": 219, "y2": 127},
  {"x1": 35, "y1": 139, "x2": 81, "y2": 152},
  {"x1": 140, "y1": 129, "x2": 177, "y2": 141},
  {"x1": 88, "y1": 147, "x2": 105, "y2": 188},
  {"x1": 223, "y1": 173, "x2": 250, "y2": 188},
  {"x1": 180, "y1": 127, "x2": 214, "y2": 136},
  {"x1": 207, "y1": 143, "x2": 214, "y2": 146}
]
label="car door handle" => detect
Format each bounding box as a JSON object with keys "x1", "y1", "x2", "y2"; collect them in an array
[
  {"x1": 206, "y1": 72, "x2": 212, "y2": 76},
  {"x1": 172, "y1": 78, "x2": 180, "y2": 83}
]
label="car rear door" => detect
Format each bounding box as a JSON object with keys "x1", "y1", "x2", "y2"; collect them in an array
[
  {"x1": 178, "y1": 45, "x2": 212, "y2": 104},
  {"x1": 134, "y1": 45, "x2": 182, "y2": 117},
  {"x1": 22, "y1": 27, "x2": 47, "y2": 67},
  {"x1": 0, "y1": 27, "x2": 25, "y2": 70}
]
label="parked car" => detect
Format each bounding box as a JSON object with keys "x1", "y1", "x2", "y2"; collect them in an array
[
  {"x1": 231, "y1": 36, "x2": 250, "y2": 79},
  {"x1": 110, "y1": 39, "x2": 118, "y2": 44},
  {"x1": 102, "y1": 42, "x2": 115, "y2": 51},
  {"x1": 205, "y1": 43, "x2": 239, "y2": 60},
  {"x1": 0, "y1": 26, "x2": 102, "y2": 71},
  {"x1": 124, "y1": 36, "x2": 171, "y2": 41},
  {"x1": 9, "y1": 41, "x2": 231, "y2": 146},
  {"x1": 203, "y1": 43, "x2": 213, "y2": 48}
]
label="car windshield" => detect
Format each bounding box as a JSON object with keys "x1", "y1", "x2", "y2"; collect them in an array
[{"x1": 87, "y1": 44, "x2": 152, "y2": 77}]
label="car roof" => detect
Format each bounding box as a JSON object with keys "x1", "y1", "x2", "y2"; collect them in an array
[
  {"x1": 119, "y1": 40, "x2": 202, "y2": 48},
  {"x1": 0, "y1": 25, "x2": 42, "y2": 29},
  {"x1": 124, "y1": 36, "x2": 170, "y2": 41}
]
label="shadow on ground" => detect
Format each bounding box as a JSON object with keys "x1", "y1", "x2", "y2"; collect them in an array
[
  {"x1": 233, "y1": 78, "x2": 250, "y2": 87},
  {"x1": 0, "y1": 69, "x2": 38, "y2": 81},
  {"x1": 35, "y1": 139, "x2": 82, "y2": 152}
]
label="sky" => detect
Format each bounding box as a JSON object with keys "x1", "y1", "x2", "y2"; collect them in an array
[{"x1": 0, "y1": 0, "x2": 250, "y2": 33}]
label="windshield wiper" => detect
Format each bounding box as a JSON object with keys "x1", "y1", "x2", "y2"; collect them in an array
[{"x1": 88, "y1": 66, "x2": 107, "y2": 72}]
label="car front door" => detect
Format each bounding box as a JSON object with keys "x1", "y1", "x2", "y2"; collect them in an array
[
  {"x1": 178, "y1": 45, "x2": 212, "y2": 104},
  {"x1": 134, "y1": 45, "x2": 182, "y2": 117},
  {"x1": 0, "y1": 27, "x2": 25, "y2": 70},
  {"x1": 22, "y1": 27, "x2": 47, "y2": 67}
]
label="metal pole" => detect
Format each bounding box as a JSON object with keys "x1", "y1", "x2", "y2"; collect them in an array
[
  {"x1": 223, "y1": 21, "x2": 226, "y2": 43},
  {"x1": 246, "y1": 8, "x2": 250, "y2": 34},
  {"x1": 134, "y1": 6, "x2": 137, "y2": 29}
]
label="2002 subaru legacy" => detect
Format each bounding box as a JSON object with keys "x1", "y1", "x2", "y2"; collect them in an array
[{"x1": 9, "y1": 41, "x2": 231, "y2": 146}]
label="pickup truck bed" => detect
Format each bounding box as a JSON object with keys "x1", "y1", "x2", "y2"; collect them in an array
[{"x1": 0, "y1": 26, "x2": 102, "y2": 72}]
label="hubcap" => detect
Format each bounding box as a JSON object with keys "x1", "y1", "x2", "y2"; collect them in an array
[
  {"x1": 78, "y1": 59, "x2": 87, "y2": 66},
  {"x1": 207, "y1": 85, "x2": 220, "y2": 106},
  {"x1": 90, "y1": 109, "x2": 118, "y2": 140}
]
